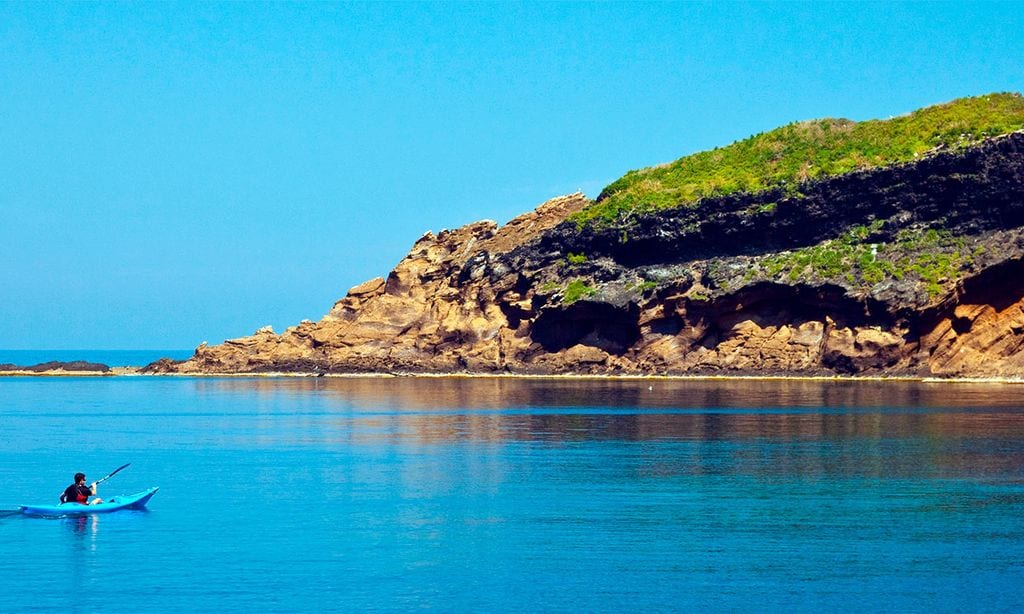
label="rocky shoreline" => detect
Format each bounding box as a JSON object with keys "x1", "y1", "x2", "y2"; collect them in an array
[{"x1": 7, "y1": 367, "x2": 1024, "y2": 386}]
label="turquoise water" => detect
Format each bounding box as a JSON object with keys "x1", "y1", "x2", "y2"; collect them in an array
[
  {"x1": 0, "y1": 349, "x2": 192, "y2": 367},
  {"x1": 2, "y1": 376, "x2": 1023, "y2": 611}
]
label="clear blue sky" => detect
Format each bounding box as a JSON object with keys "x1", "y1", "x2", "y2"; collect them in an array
[{"x1": 1, "y1": 2, "x2": 1021, "y2": 349}]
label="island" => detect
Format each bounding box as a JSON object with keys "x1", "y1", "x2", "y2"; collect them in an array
[{"x1": 142, "y1": 93, "x2": 1024, "y2": 379}]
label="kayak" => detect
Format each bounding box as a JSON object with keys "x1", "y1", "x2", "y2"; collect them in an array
[
  {"x1": 18, "y1": 487, "x2": 159, "y2": 517},
  {"x1": 19, "y1": 487, "x2": 159, "y2": 517}
]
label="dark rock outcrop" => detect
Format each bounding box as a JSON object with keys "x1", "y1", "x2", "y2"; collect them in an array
[
  {"x1": 511, "y1": 132, "x2": 1024, "y2": 277},
  {"x1": 0, "y1": 360, "x2": 111, "y2": 373}
]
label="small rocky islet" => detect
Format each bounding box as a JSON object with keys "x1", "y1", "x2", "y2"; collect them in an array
[
  {"x1": 0, "y1": 361, "x2": 111, "y2": 375},
  {"x1": 146, "y1": 93, "x2": 1024, "y2": 379}
]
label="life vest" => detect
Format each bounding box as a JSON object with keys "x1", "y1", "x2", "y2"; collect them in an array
[{"x1": 60, "y1": 485, "x2": 90, "y2": 504}]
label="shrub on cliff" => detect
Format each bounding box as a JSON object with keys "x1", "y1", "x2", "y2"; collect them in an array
[
  {"x1": 563, "y1": 279, "x2": 596, "y2": 304},
  {"x1": 574, "y1": 93, "x2": 1024, "y2": 227}
]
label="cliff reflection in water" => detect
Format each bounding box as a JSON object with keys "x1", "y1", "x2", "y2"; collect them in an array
[
  {"x1": 191, "y1": 376, "x2": 1024, "y2": 411},
  {"x1": 179, "y1": 377, "x2": 1024, "y2": 480}
]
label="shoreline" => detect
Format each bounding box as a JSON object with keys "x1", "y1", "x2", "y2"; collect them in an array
[{"x1": 2, "y1": 367, "x2": 1023, "y2": 384}]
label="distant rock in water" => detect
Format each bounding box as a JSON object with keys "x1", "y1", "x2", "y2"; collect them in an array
[
  {"x1": 0, "y1": 360, "x2": 111, "y2": 373},
  {"x1": 147, "y1": 93, "x2": 1024, "y2": 379},
  {"x1": 142, "y1": 358, "x2": 179, "y2": 373}
]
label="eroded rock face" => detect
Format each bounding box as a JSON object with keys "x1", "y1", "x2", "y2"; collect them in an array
[
  {"x1": 147, "y1": 135, "x2": 1024, "y2": 378},
  {"x1": 917, "y1": 259, "x2": 1024, "y2": 377},
  {"x1": 154, "y1": 193, "x2": 591, "y2": 374}
]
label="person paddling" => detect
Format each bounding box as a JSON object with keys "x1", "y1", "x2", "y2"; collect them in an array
[{"x1": 60, "y1": 472, "x2": 103, "y2": 505}]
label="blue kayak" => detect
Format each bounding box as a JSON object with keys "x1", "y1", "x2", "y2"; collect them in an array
[{"x1": 19, "y1": 487, "x2": 159, "y2": 517}]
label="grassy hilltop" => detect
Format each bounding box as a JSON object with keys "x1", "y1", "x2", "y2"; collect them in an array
[{"x1": 574, "y1": 93, "x2": 1024, "y2": 227}]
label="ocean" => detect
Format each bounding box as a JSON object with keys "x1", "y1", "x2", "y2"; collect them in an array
[{"x1": 1, "y1": 375, "x2": 1023, "y2": 611}]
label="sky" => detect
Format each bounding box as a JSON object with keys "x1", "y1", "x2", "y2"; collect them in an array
[{"x1": 1, "y1": 2, "x2": 1022, "y2": 350}]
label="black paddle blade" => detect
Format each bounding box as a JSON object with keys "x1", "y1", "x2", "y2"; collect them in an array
[{"x1": 95, "y1": 463, "x2": 131, "y2": 484}]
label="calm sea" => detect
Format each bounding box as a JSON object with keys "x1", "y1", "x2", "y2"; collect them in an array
[{"x1": 1, "y1": 376, "x2": 1023, "y2": 612}]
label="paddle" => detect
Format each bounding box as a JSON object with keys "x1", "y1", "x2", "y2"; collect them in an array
[{"x1": 92, "y1": 463, "x2": 131, "y2": 487}]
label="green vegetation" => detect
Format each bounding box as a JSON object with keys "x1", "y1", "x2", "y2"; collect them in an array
[
  {"x1": 756, "y1": 225, "x2": 974, "y2": 297},
  {"x1": 628, "y1": 279, "x2": 658, "y2": 293},
  {"x1": 897, "y1": 228, "x2": 971, "y2": 297},
  {"x1": 563, "y1": 279, "x2": 597, "y2": 304},
  {"x1": 574, "y1": 93, "x2": 1024, "y2": 226},
  {"x1": 566, "y1": 252, "x2": 587, "y2": 265}
]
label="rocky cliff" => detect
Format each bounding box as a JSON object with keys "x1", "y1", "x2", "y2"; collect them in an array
[{"x1": 148, "y1": 100, "x2": 1024, "y2": 378}]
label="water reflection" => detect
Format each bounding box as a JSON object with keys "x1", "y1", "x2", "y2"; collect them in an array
[
  {"x1": 65, "y1": 514, "x2": 99, "y2": 559},
  {"x1": 190, "y1": 376, "x2": 1024, "y2": 411},
  {"x1": 65, "y1": 514, "x2": 98, "y2": 537},
  {"x1": 185, "y1": 377, "x2": 1024, "y2": 446},
  {"x1": 179, "y1": 377, "x2": 1024, "y2": 480}
]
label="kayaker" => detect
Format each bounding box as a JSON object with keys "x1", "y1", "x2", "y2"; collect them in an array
[{"x1": 60, "y1": 472, "x2": 103, "y2": 505}]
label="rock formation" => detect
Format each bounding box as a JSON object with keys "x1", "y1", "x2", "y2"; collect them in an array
[
  {"x1": 146, "y1": 100, "x2": 1024, "y2": 378},
  {"x1": 0, "y1": 360, "x2": 112, "y2": 374}
]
